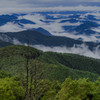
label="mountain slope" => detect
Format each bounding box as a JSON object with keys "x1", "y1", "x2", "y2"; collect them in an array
[
  {"x1": 32, "y1": 27, "x2": 52, "y2": 36},
  {"x1": 39, "y1": 52, "x2": 100, "y2": 75},
  {"x1": 0, "y1": 30, "x2": 100, "y2": 51},
  {"x1": 0, "y1": 45, "x2": 99, "y2": 82}
]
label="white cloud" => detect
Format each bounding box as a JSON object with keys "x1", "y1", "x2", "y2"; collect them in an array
[
  {"x1": 0, "y1": 32, "x2": 100, "y2": 59},
  {"x1": 4, "y1": 35, "x2": 99, "y2": 59},
  {"x1": 33, "y1": 44, "x2": 100, "y2": 59},
  {"x1": 22, "y1": 14, "x2": 45, "y2": 24},
  {"x1": 20, "y1": 13, "x2": 100, "y2": 42},
  {"x1": 12, "y1": 38, "x2": 23, "y2": 45},
  {"x1": 0, "y1": 13, "x2": 100, "y2": 42},
  {"x1": 92, "y1": 27, "x2": 100, "y2": 33},
  {"x1": 0, "y1": 5, "x2": 100, "y2": 14},
  {"x1": 0, "y1": 22, "x2": 25, "y2": 32},
  {"x1": 52, "y1": 32, "x2": 100, "y2": 42},
  {"x1": 0, "y1": 0, "x2": 100, "y2": 15}
]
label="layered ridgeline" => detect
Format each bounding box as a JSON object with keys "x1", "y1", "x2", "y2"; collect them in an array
[
  {"x1": 0, "y1": 45, "x2": 100, "y2": 82},
  {"x1": 0, "y1": 30, "x2": 100, "y2": 51},
  {"x1": 0, "y1": 13, "x2": 100, "y2": 42}
]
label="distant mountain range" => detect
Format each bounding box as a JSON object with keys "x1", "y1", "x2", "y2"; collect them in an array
[
  {"x1": 0, "y1": 11, "x2": 100, "y2": 42},
  {"x1": 0, "y1": 15, "x2": 35, "y2": 26},
  {"x1": 0, "y1": 30, "x2": 99, "y2": 51},
  {"x1": 0, "y1": 11, "x2": 100, "y2": 59}
]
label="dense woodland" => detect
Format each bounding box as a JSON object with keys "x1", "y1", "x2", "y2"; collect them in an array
[
  {"x1": 0, "y1": 72, "x2": 100, "y2": 100},
  {"x1": 0, "y1": 45, "x2": 100, "y2": 100}
]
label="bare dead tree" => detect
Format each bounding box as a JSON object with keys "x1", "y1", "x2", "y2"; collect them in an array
[
  {"x1": 18, "y1": 43, "x2": 50, "y2": 100},
  {"x1": 29, "y1": 61, "x2": 50, "y2": 100},
  {"x1": 24, "y1": 43, "x2": 30, "y2": 100}
]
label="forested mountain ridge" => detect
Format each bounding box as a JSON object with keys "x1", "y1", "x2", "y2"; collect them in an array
[
  {"x1": 0, "y1": 30, "x2": 100, "y2": 51},
  {"x1": 0, "y1": 45, "x2": 99, "y2": 82},
  {"x1": 0, "y1": 45, "x2": 100, "y2": 100},
  {"x1": 0, "y1": 3, "x2": 100, "y2": 100}
]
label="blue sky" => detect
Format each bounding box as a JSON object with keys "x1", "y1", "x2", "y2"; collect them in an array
[{"x1": 0, "y1": 0, "x2": 100, "y2": 14}]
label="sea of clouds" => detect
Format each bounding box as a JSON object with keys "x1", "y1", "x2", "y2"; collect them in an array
[
  {"x1": 0, "y1": 4, "x2": 100, "y2": 59},
  {"x1": 0, "y1": 13, "x2": 100, "y2": 42},
  {"x1": 0, "y1": 28, "x2": 100, "y2": 59},
  {"x1": 11, "y1": 37, "x2": 100, "y2": 59},
  {"x1": 33, "y1": 44, "x2": 100, "y2": 59}
]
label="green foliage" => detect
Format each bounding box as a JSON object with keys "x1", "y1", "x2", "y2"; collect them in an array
[
  {"x1": 39, "y1": 52, "x2": 100, "y2": 75},
  {"x1": 93, "y1": 78, "x2": 100, "y2": 100},
  {"x1": 38, "y1": 52, "x2": 100, "y2": 82},
  {"x1": 0, "y1": 77, "x2": 25, "y2": 100},
  {"x1": 0, "y1": 70, "x2": 11, "y2": 78},
  {"x1": 0, "y1": 45, "x2": 99, "y2": 82},
  {"x1": 55, "y1": 77, "x2": 100, "y2": 100},
  {"x1": 0, "y1": 44, "x2": 100, "y2": 100},
  {"x1": 0, "y1": 76, "x2": 100, "y2": 100},
  {"x1": 41, "y1": 81, "x2": 61, "y2": 100},
  {"x1": 0, "y1": 45, "x2": 42, "y2": 76}
]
